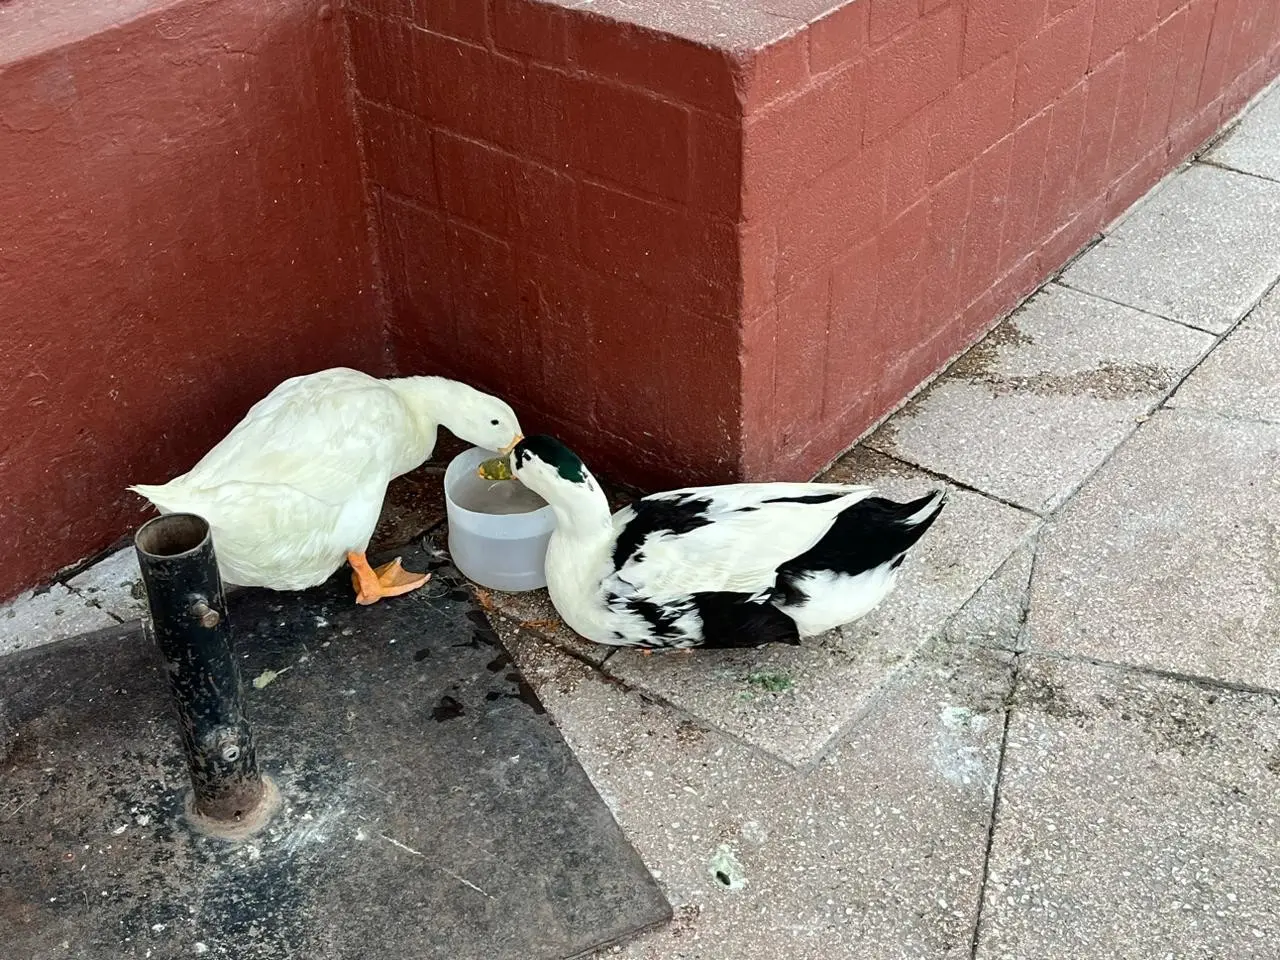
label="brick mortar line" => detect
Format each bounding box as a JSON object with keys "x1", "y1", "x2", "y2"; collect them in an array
[
  {"x1": 762, "y1": 85, "x2": 1212, "y2": 366},
  {"x1": 1190, "y1": 72, "x2": 1278, "y2": 160},
  {"x1": 769, "y1": 265, "x2": 1045, "y2": 478},
  {"x1": 766, "y1": 18, "x2": 1180, "y2": 236},
  {"x1": 347, "y1": 6, "x2": 735, "y2": 117},
  {"x1": 759, "y1": 33, "x2": 1280, "y2": 301},
  {"x1": 38, "y1": 199, "x2": 1280, "y2": 686},
  {"x1": 389, "y1": 56, "x2": 1271, "y2": 944},
  {"x1": 771, "y1": 142, "x2": 1150, "y2": 327},
  {"x1": 30, "y1": 71, "x2": 1280, "y2": 718},
  {"x1": 358, "y1": 93, "x2": 740, "y2": 225},
  {"x1": 356, "y1": 25, "x2": 1280, "y2": 320},
  {"x1": 376, "y1": 186, "x2": 738, "y2": 317},
  {"x1": 338, "y1": 3, "x2": 397, "y2": 374}
]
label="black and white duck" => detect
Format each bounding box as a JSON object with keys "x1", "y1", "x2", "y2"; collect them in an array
[{"x1": 481, "y1": 435, "x2": 948, "y2": 651}]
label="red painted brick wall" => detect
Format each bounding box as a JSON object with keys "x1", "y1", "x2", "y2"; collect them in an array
[
  {"x1": 356, "y1": 0, "x2": 1280, "y2": 489},
  {"x1": 346, "y1": 1, "x2": 748, "y2": 488},
  {"x1": 741, "y1": 0, "x2": 1280, "y2": 478},
  {"x1": 0, "y1": 0, "x2": 381, "y2": 602}
]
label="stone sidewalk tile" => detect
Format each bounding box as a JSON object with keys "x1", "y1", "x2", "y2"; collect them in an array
[
  {"x1": 604, "y1": 450, "x2": 1038, "y2": 767},
  {"x1": 1060, "y1": 162, "x2": 1280, "y2": 333},
  {"x1": 976, "y1": 655, "x2": 1280, "y2": 959},
  {"x1": 1170, "y1": 281, "x2": 1280, "y2": 423},
  {"x1": 0, "y1": 584, "x2": 118, "y2": 656},
  {"x1": 867, "y1": 285, "x2": 1213, "y2": 513},
  {"x1": 943, "y1": 541, "x2": 1036, "y2": 652},
  {"x1": 1207, "y1": 81, "x2": 1280, "y2": 182},
  {"x1": 486, "y1": 587, "x2": 612, "y2": 666},
  {"x1": 496, "y1": 625, "x2": 1013, "y2": 960},
  {"x1": 65, "y1": 547, "x2": 146, "y2": 623},
  {"x1": 1026, "y1": 410, "x2": 1280, "y2": 689}
]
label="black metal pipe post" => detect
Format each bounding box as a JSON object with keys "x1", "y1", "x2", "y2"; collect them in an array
[{"x1": 135, "y1": 514, "x2": 266, "y2": 824}]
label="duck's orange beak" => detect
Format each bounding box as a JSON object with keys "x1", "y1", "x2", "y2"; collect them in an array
[{"x1": 499, "y1": 434, "x2": 523, "y2": 456}]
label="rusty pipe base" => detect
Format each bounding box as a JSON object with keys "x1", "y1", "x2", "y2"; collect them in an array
[
  {"x1": 135, "y1": 513, "x2": 273, "y2": 834},
  {"x1": 184, "y1": 774, "x2": 281, "y2": 841}
]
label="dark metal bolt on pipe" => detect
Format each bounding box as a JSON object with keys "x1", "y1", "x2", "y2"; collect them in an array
[{"x1": 135, "y1": 514, "x2": 273, "y2": 833}]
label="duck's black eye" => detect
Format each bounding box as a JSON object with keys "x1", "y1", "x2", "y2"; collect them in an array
[{"x1": 490, "y1": 419, "x2": 500, "y2": 426}]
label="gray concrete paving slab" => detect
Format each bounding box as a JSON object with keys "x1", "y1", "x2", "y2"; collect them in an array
[
  {"x1": 977, "y1": 655, "x2": 1280, "y2": 959},
  {"x1": 869, "y1": 284, "x2": 1212, "y2": 513},
  {"x1": 1170, "y1": 281, "x2": 1280, "y2": 423},
  {"x1": 1207, "y1": 83, "x2": 1280, "y2": 183},
  {"x1": 1061, "y1": 163, "x2": 1280, "y2": 333},
  {"x1": 1026, "y1": 410, "x2": 1280, "y2": 689},
  {"x1": 498, "y1": 625, "x2": 1013, "y2": 960}
]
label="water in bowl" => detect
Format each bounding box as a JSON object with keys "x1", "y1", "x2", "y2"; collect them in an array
[{"x1": 452, "y1": 474, "x2": 548, "y2": 515}]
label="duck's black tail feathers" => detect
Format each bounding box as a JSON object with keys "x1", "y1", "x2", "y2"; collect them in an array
[
  {"x1": 868, "y1": 487, "x2": 949, "y2": 566},
  {"x1": 776, "y1": 486, "x2": 949, "y2": 585},
  {"x1": 897, "y1": 486, "x2": 949, "y2": 534}
]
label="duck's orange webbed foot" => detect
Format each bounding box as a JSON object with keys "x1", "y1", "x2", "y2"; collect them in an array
[{"x1": 348, "y1": 552, "x2": 430, "y2": 605}]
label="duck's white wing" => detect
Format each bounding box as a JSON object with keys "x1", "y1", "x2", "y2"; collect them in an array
[
  {"x1": 609, "y1": 483, "x2": 876, "y2": 602},
  {"x1": 181, "y1": 370, "x2": 407, "y2": 505}
]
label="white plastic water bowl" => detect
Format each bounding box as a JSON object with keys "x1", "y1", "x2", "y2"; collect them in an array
[{"x1": 443, "y1": 446, "x2": 556, "y2": 592}]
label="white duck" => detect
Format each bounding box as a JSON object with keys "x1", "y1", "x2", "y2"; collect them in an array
[
  {"x1": 488, "y1": 435, "x2": 947, "y2": 650},
  {"x1": 131, "y1": 367, "x2": 522, "y2": 605}
]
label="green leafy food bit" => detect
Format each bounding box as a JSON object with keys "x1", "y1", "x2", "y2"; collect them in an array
[
  {"x1": 745, "y1": 671, "x2": 794, "y2": 693},
  {"x1": 477, "y1": 457, "x2": 513, "y2": 481},
  {"x1": 252, "y1": 666, "x2": 291, "y2": 689}
]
